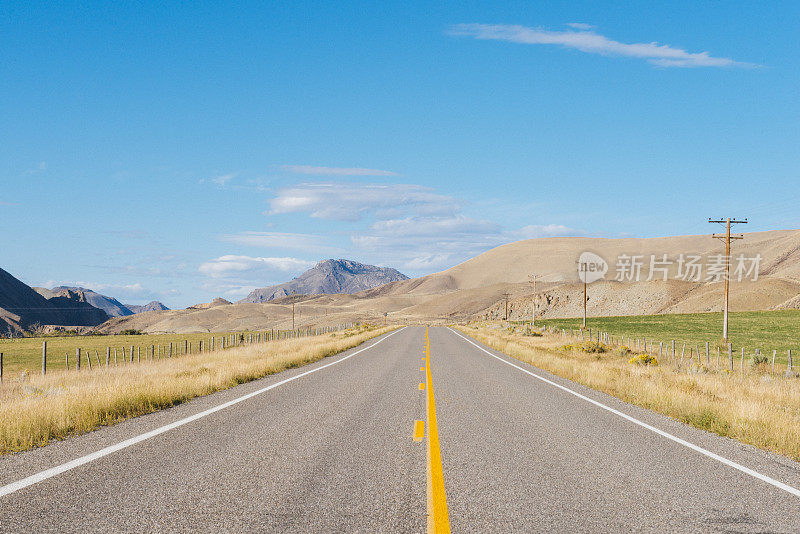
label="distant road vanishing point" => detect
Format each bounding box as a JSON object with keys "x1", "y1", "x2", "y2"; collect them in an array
[{"x1": 2, "y1": 327, "x2": 800, "y2": 532}]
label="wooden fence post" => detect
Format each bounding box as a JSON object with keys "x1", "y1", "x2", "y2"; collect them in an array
[
  {"x1": 95, "y1": 350, "x2": 101, "y2": 368},
  {"x1": 106, "y1": 347, "x2": 111, "y2": 367},
  {"x1": 76, "y1": 348, "x2": 81, "y2": 371},
  {"x1": 65, "y1": 351, "x2": 69, "y2": 370},
  {"x1": 85, "y1": 349, "x2": 92, "y2": 370},
  {"x1": 706, "y1": 341, "x2": 710, "y2": 366},
  {"x1": 728, "y1": 344, "x2": 733, "y2": 372},
  {"x1": 114, "y1": 348, "x2": 118, "y2": 365},
  {"x1": 137, "y1": 346, "x2": 141, "y2": 364},
  {"x1": 42, "y1": 341, "x2": 47, "y2": 376},
  {"x1": 789, "y1": 349, "x2": 793, "y2": 373},
  {"x1": 0, "y1": 352, "x2": 3, "y2": 383},
  {"x1": 130, "y1": 346, "x2": 134, "y2": 363}
]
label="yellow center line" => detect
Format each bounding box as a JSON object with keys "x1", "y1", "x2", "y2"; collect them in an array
[
  {"x1": 419, "y1": 382, "x2": 425, "y2": 390},
  {"x1": 426, "y1": 326, "x2": 450, "y2": 533}
]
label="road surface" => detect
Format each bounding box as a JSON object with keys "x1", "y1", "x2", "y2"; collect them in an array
[{"x1": 2, "y1": 326, "x2": 800, "y2": 532}]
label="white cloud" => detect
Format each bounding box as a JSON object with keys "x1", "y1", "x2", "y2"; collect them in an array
[
  {"x1": 199, "y1": 255, "x2": 315, "y2": 278},
  {"x1": 351, "y1": 216, "x2": 583, "y2": 273},
  {"x1": 449, "y1": 23, "x2": 755, "y2": 68},
  {"x1": 220, "y1": 231, "x2": 344, "y2": 254},
  {"x1": 514, "y1": 224, "x2": 582, "y2": 238},
  {"x1": 566, "y1": 22, "x2": 595, "y2": 30},
  {"x1": 370, "y1": 215, "x2": 500, "y2": 237},
  {"x1": 281, "y1": 165, "x2": 397, "y2": 176},
  {"x1": 269, "y1": 182, "x2": 458, "y2": 221},
  {"x1": 211, "y1": 173, "x2": 236, "y2": 186},
  {"x1": 23, "y1": 161, "x2": 47, "y2": 176}
]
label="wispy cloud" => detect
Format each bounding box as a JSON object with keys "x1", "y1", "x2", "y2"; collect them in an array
[
  {"x1": 269, "y1": 182, "x2": 458, "y2": 221},
  {"x1": 199, "y1": 255, "x2": 315, "y2": 278},
  {"x1": 220, "y1": 231, "x2": 344, "y2": 254},
  {"x1": 23, "y1": 161, "x2": 47, "y2": 176},
  {"x1": 566, "y1": 22, "x2": 595, "y2": 31},
  {"x1": 280, "y1": 165, "x2": 398, "y2": 176},
  {"x1": 211, "y1": 173, "x2": 236, "y2": 186},
  {"x1": 514, "y1": 224, "x2": 582, "y2": 239},
  {"x1": 449, "y1": 23, "x2": 756, "y2": 68}
]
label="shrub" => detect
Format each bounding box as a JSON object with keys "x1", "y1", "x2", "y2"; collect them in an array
[
  {"x1": 119, "y1": 329, "x2": 143, "y2": 336},
  {"x1": 629, "y1": 353, "x2": 658, "y2": 366},
  {"x1": 560, "y1": 341, "x2": 608, "y2": 354}
]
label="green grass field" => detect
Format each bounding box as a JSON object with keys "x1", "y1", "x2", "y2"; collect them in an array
[
  {"x1": 533, "y1": 310, "x2": 800, "y2": 364},
  {"x1": 0, "y1": 330, "x2": 318, "y2": 376}
]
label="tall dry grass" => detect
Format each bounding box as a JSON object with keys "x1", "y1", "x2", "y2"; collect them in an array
[
  {"x1": 0, "y1": 326, "x2": 396, "y2": 454},
  {"x1": 455, "y1": 325, "x2": 800, "y2": 461}
]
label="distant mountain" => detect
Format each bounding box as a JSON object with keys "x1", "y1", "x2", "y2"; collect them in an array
[
  {"x1": 126, "y1": 301, "x2": 170, "y2": 314},
  {"x1": 0, "y1": 270, "x2": 109, "y2": 333},
  {"x1": 41, "y1": 286, "x2": 134, "y2": 317},
  {"x1": 239, "y1": 259, "x2": 409, "y2": 303}
]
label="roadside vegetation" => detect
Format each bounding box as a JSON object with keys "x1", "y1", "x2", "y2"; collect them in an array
[
  {"x1": 534, "y1": 310, "x2": 800, "y2": 364},
  {"x1": 456, "y1": 322, "x2": 800, "y2": 462},
  {"x1": 0, "y1": 325, "x2": 395, "y2": 454},
  {"x1": 0, "y1": 330, "x2": 326, "y2": 375}
]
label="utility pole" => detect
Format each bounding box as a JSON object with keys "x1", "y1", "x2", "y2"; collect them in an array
[
  {"x1": 709, "y1": 217, "x2": 747, "y2": 343},
  {"x1": 528, "y1": 274, "x2": 541, "y2": 328},
  {"x1": 502, "y1": 292, "x2": 511, "y2": 321},
  {"x1": 576, "y1": 260, "x2": 588, "y2": 329},
  {"x1": 291, "y1": 292, "x2": 296, "y2": 330},
  {"x1": 383, "y1": 312, "x2": 387, "y2": 326}
]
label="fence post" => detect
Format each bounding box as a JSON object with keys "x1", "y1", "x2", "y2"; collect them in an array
[
  {"x1": 65, "y1": 351, "x2": 69, "y2": 370},
  {"x1": 659, "y1": 342, "x2": 663, "y2": 361},
  {"x1": 130, "y1": 346, "x2": 134, "y2": 363},
  {"x1": 137, "y1": 346, "x2": 141, "y2": 363},
  {"x1": 728, "y1": 344, "x2": 733, "y2": 372},
  {"x1": 42, "y1": 341, "x2": 47, "y2": 376},
  {"x1": 95, "y1": 350, "x2": 101, "y2": 368},
  {"x1": 106, "y1": 347, "x2": 111, "y2": 367},
  {"x1": 0, "y1": 352, "x2": 3, "y2": 382},
  {"x1": 114, "y1": 348, "x2": 118, "y2": 365},
  {"x1": 169, "y1": 343, "x2": 173, "y2": 358},
  {"x1": 85, "y1": 349, "x2": 92, "y2": 370},
  {"x1": 789, "y1": 349, "x2": 793, "y2": 373},
  {"x1": 76, "y1": 348, "x2": 81, "y2": 371},
  {"x1": 705, "y1": 341, "x2": 710, "y2": 366},
  {"x1": 772, "y1": 350, "x2": 776, "y2": 374}
]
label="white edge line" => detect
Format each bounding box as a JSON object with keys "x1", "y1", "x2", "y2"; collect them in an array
[
  {"x1": 0, "y1": 327, "x2": 406, "y2": 498},
  {"x1": 447, "y1": 327, "x2": 800, "y2": 499}
]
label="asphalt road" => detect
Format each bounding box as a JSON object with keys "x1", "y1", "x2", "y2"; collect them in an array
[{"x1": 2, "y1": 326, "x2": 800, "y2": 533}]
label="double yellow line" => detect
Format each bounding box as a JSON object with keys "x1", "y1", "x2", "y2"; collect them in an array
[{"x1": 424, "y1": 326, "x2": 450, "y2": 533}]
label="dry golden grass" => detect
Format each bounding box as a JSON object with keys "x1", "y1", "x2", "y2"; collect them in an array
[
  {"x1": 0, "y1": 326, "x2": 396, "y2": 454},
  {"x1": 455, "y1": 324, "x2": 800, "y2": 461}
]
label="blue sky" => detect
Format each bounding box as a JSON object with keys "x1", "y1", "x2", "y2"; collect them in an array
[{"x1": 2, "y1": 1, "x2": 798, "y2": 308}]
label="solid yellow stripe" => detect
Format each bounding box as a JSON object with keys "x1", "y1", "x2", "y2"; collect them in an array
[
  {"x1": 426, "y1": 326, "x2": 450, "y2": 533},
  {"x1": 419, "y1": 382, "x2": 425, "y2": 390},
  {"x1": 413, "y1": 420, "x2": 425, "y2": 442}
]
